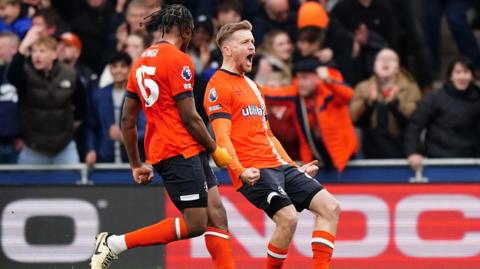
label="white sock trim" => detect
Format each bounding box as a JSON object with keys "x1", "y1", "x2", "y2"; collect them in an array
[
  {"x1": 267, "y1": 249, "x2": 287, "y2": 259},
  {"x1": 175, "y1": 218, "x2": 181, "y2": 240},
  {"x1": 204, "y1": 231, "x2": 229, "y2": 239},
  {"x1": 107, "y1": 234, "x2": 127, "y2": 255},
  {"x1": 312, "y1": 237, "x2": 334, "y2": 249}
]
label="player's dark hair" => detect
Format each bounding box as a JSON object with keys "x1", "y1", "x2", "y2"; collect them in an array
[{"x1": 142, "y1": 4, "x2": 194, "y2": 37}]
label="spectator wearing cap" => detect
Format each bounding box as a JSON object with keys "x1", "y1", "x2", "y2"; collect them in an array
[
  {"x1": 85, "y1": 52, "x2": 146, "y2": 165},
  {"x1": 58, "y1": 31, "x2": 99, "y2": 161},
  {"x1": 263, "y1": 57, "x2": 358, "y2": 171},
  {"x1": 58, "y1": 32, "x2": 98, "y2": 92},
  {"x1": 0, "y1": 32, "x2": 21, "y2": 163},
  {"x1": 7, "y1": 25, "x2": 87, "y2": 164},
  {"x1": 0, "y1": 0, "x2": 31, "y2": 38},
  {"x1": 405, "y1": 58, "x2": 480, "y2": 171},
  {"x1": 295, "y1": 1, "x2": 357, "y2": 85},
  {"x1": 350, "y1": 48, "x2": 421, "y2": 158}
]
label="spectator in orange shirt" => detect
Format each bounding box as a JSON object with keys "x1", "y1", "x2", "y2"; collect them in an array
[{"x1": 263, "y1": 57, "x2": 358, "y2": 171}]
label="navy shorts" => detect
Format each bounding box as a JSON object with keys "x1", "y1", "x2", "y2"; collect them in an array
[
  {"x1": 153, "y1": 151, "x2": 218, "y2": 210},
  {"x1": 239, "y1": 165, "x2": 323, "y2": 218}
]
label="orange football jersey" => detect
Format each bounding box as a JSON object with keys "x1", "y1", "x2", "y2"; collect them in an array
[
  {"x1": 127, "y1": 42, "x2": 203, "y2": 164},
  {"x1": 204, "y1": 69, "x2": 295, "y2": 188}
]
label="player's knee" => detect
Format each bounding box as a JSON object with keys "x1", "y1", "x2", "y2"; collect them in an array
[
  {"x1": 321, "y1": 198, "x2": 341, "y2": 222},
  {"x1": 277, "y1": 209, "x2": 299, "y2": 232}
]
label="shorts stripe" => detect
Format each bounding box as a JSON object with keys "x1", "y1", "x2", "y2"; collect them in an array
[{"x1": 267, "y1": 192, "x2": 280, "y2": 204}]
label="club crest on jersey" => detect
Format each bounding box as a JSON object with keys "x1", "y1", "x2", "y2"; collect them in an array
[
  {"x1": 181, "y1": 66, "x2": 192, "y2": 81},
  {"x1": 208, "y1": 88, "x2": 218, "y2": 102},
  {"x1": 241, "y1": 105, "x2": 264, "y2": 117}
]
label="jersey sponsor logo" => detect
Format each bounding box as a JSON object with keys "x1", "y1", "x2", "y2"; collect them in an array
[
  {"x1": 241, "y1": 105, "x2": 265, "y2": 117},
  {"x1": 208, "y1": 104, "x2": 222, "y2": 112},
  {"x1": 181, "y1": 66, "x2": 192, "y2": 81},
  {"x1": 184, "y1": 83, "x2": 192, "y2": 89},
  {"x1": 208, "y1": 88, "x2": 218, "y2": 102}
]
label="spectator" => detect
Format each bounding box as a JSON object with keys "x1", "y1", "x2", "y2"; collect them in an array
[
  {"x1": 85, "y1": 52, "x2": 145, "y2": 165},
  {"x1": 58, "y1": 31, "x2": 98, "y2": 91},
  {"x1": 7, "y1": 26, "x2": 87, "y2": 164},
  {"x1": 254, "y1": 29, "x2": 293, "y2": 86},
  {"x1": 22, "y1": 0, "x2": 51, "y2": 17},
  {"x1": 115, "y1": 0, "x2": 149, "y2": 52},
  {"x1": 252, "y1": 0, "x2": 297, "y2": 46},
  {"x1": 331, "y1": 0, "x2": 394, "y2": 84},
  {"x1": 58, "y1": 31, "x2": 98, "y2": 161},
  {"x1": 263, "y1": 57, "x2": 358, "y2": 171},
  {"x1": 295, "y1": 1, "x2": 356, "y2": 85},
  {"x1": 0, "y1": 32, "x2": 20, "y2": 163},
  {"x1": 405, "y1": 57, "x2": 480, "y2": 171},
  {"x1": 31, "y1": 7, "x2": 69, "y2": 37},
  {"x1": 295, "y1": 26, "x2": 332, "y2": 65},
  {"x1": 99, "y1": 31, "x2": 149, "y2": 88},
  {"x1": 188, "y1": 15, "x2": 215, "y2": 75},
  {"x1": 215, "y1": 0, "x2": 242, "y2": 28},
  {"x1": 331, "y1": 0, "x2": 396, "y2": 47},
  {"x1": 350, "y1": 48, "x2": 421, "y2": 158},
  {"x1": 425, "y1": 0, "x2": 480, "y2": 72},
  {"x1": 124, "y1": 31, "x2": 150, "y2": 61},
  {"x1": 0, "y1": 0, "x2": 31, "y2": 38},
  {"x1": 388, "y1": 0, "x2": 433, "y2": 93},
  {"x1": 70, "y1": 0, "x2": 123, "y2": 73}
]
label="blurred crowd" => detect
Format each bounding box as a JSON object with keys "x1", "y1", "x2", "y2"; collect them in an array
[{"x1": 0, "y1": 0, "x2": 479, "y2": 172}]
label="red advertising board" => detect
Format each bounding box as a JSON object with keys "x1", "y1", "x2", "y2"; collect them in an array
[{"x1": 166, "y1": 184, "x2": 480, "y2": 269}]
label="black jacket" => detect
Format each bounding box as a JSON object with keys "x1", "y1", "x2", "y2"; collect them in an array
[
  {"x1": 405, "y1": 82, "x2": 480, "y2": 157},
  {"x1": 8, "y1": 53, "x2": 87, "y2": 155}
]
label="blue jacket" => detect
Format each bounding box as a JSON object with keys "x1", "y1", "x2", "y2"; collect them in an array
[
  {"x1": 0, "y1": 17, "x2": 31, "y2": 38},
  {"x1": 86, "y1": 84, "x2": 146, "y2": 163}
]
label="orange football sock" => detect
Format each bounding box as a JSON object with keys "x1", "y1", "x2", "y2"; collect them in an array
[
  {"x1": 124, "y1": 217, "x2": 188, "y2": 249},
  {"x1": 266, "y1": 242, "x2": 288, "y2": 269},
  {"x1": 312, "y1": 230, "x2": 335, "y2": 269},
  {"x1": 205, "y1": 227, "x2": 236, "y2": 269}
]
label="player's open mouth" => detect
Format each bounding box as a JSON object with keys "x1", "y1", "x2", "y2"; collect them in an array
[{"x1": 246, "y1": 54, "x2": 254, "y2": 63}]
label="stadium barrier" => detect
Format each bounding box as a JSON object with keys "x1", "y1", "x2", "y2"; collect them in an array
[{"x1": 0, "y1": 159, "x2": 479, "y2": 269}]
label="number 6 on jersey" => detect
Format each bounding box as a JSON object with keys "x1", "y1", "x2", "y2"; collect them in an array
[{"x1": 136, "y1": 65, "x2": 159, "y2": 107}]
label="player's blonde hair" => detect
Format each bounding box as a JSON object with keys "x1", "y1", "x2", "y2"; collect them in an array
[{"x1": 216, "y1": 20, "x2": 252, "y2": 48}]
